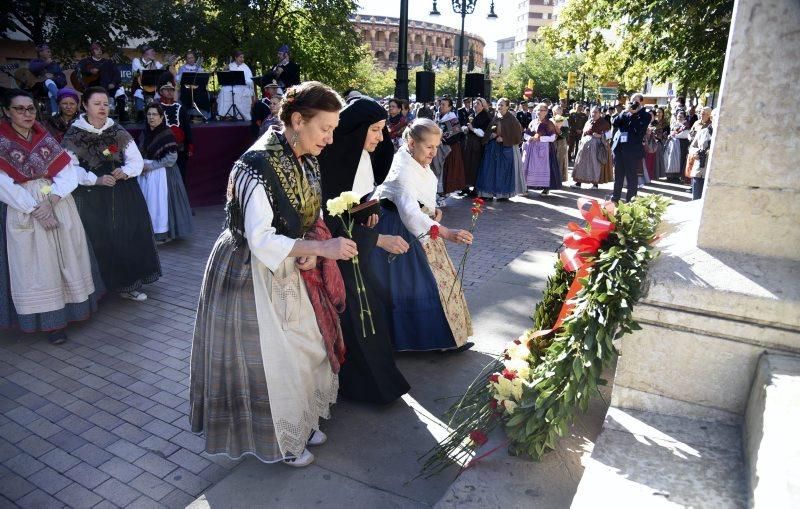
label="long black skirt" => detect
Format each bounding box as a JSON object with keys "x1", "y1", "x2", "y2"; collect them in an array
[
  {"x1": 73, "y1": 179, "x2": 161, "y2": 293},
  {"x1": 325, "y1": 217, "x2": 410, "y2": 405}
]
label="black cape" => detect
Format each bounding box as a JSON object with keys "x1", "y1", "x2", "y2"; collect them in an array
[{"x1": 317, "y1": 98, "x2": 410, "y2": 404}]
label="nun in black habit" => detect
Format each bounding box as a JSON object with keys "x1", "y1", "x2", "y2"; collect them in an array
[{"x1": 317, "y1": 97, "x2": 411, "y2": 404}]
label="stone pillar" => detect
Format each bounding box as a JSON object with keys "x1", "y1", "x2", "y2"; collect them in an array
[{"x1": 698, "y1": 0, "x2": 800, "y2": 260}]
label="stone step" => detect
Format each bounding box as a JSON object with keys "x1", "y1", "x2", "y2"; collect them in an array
[
  {"x1": 744, "y1": 353, "x2": 800, "y2": 508},
  {"x1": 571, "y1": 407, "x2": 747, "y2": 508}
]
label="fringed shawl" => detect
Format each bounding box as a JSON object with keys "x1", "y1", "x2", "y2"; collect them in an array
[
  {"x1": 226, "y1": 127, "x2": 322, "y2": 245},
  {"x1": 0, "y1": 120, "x2": 71, "y2": 183},
  {"x1": 138, "y1": 122, "x2": 178, "y2": 161},
  {"x1": 62, "y1": 116, "x2": 133, "y2": 171}
]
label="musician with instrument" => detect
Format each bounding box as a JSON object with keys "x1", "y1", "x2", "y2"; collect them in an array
[
  {"x1": 176, "y1": 51, "x2": 210, "y2": 119},
  {"x1": 216, "y1": 50, "x2": 253, "y2": 121},
  {"x1": 76, "y1": 43, "x2": 126, "y2": 121},
  {"x1": 27, "y1": 44, "x2": 67, "y2": 115},
  {"x1": 269, "y1": 44, "x2": 300, "y2": 90},
  {"x1": 131, "y1": 45, "x2": 163, "y2": 122}
]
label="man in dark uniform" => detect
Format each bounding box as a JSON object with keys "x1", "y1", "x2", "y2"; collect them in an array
[
  {"x1": 568, "y1": 103, "x2": 588, "y2": 161},
  {"x1": 611, "y1": 93, "x2": 651, "y2": 203},
  {"x1": 157, "y1": 76, "x2": 193, "y2": 183},
  {"x1": 516, "y1": 101, "x2": 532, "y2": 129},
  {"x1": 457, "y1": 97, "x2": 474, "y2": 127},
  {"x1": 269, "y1": 44, "x2": 301, "y2": 90}
]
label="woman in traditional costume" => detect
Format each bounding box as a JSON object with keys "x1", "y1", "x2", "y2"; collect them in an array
[
  {"x1": 387, "y1": 98, "x2": 408, "y2": 152},
  {"x1": 475, "y1": 98, "x2": 524, "y2": 201},
  {"x1": 43, "y1": 88, "x2": 80, "y2": 142},
  {"x1": 552, "y1": 105, "x2": 570, "y2": 182},
  {"x1": 216, "y1": 50, "x2": 254, "y2": 121},
  {"x1": 62, "y1": 86, "x2": 161, "y2": 302},
  {"x1": 0, "y1": 89, "x2": 103, "y2": 344},
  {"x1": 138, "y1": 103, "x2": 193, "y2": 242},
  {"x1": 663, "y1": 110, "x2": 690, "y2": 182},
  {"x1": 436, "y1": 97, "x2": 466, "y2": 196},
  {"x1": 572, "y1": 106, "x2": 613, "y2": 189},
  {"x1": 370, "y1": 119, "x2": 474, "y2": 352},
  {"x1": 522, "y1": 102, "x2": 562, "y2": 196},
  {"x1": 460, "y1": 97, "x2": 490, "y2": 196},
  {"x1": 317, "y1": 97, "x2": 410, "y2": 404},
  {"x1": 190, "y1": 82, "x2": 357, "y2": 468}
]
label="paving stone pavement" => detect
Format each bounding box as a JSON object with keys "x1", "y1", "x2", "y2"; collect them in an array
[{"x1": 0, "y1": 177, "x2": 685, "y2": 508}]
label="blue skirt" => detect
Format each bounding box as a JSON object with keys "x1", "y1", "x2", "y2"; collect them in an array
[
  {"x1": 475, "y1": 140, "x2": 516, "y2": 197},
  {"x1": 369, "y1": 206, "x2": 456, "y2": 351}
]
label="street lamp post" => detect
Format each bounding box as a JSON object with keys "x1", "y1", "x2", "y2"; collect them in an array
[
  {"x1": 394, "y1": 0, "x2": 410, "y2": 100},
  {"x1": 430, "y1": 0, "x2": 497, "y2": 107}
]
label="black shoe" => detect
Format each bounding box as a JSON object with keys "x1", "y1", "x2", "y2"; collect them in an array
[
  {"x1": 48, "y1": 330, "x2": 67, "y2": 345},
  {"x1": 452, "y1": 342, "x2": 474, "y2": 353},
  {"x1": 592, "y1": 184, "x2": 599, "y2": 189},
  {"x1": 496, "y1": 197, "x2": 509, "y2": 202}
]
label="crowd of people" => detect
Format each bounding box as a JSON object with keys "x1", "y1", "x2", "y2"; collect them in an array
[
  {"x1": 380, "y1": 94, "x2": 714, "y2": 204},
  {"x1": 3, "y1": 39, "x2": 718, "y2": 471}
]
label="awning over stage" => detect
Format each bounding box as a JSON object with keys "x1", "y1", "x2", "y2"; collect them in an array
[{"x1": 126, "y1": 122, "x2": 253, "y2": 207}]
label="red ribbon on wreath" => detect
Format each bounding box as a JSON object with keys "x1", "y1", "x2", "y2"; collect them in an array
[{"x1": 552, "y1": 199, "x2": 616, "y2": 330}]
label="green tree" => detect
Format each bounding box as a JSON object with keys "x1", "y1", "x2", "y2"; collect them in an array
[
  {"x1": 150, "y1": 0, "x2": 365, "y2": 91},
  {"x1": 540, "y1": 0, "x2": 733, "y2": 94},
  {"x1": 423, "y1": 49, "x2": 433, "y2": 72},
  {"x1": 1, "y1": 0, "x2": 158, "y2": 58},
  {"x1": 435, "y1": 67, "x2": 459, "y2": 98},
  {"x1": 495, "y1": 42, "x2": 586, "y2": 101}
]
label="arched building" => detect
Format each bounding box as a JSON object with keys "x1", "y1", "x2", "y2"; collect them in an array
[{"x1": 350, "y1": 14, "x2": 485, "y2": 69}]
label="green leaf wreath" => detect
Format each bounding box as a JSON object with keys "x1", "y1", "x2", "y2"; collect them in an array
[{"x1": 418, "y1": 195, "x2": 670, "y2": 478}]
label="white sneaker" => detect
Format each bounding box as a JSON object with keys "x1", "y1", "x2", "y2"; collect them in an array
[
  {"x1": 307, "y1": 430, "x2": 327, "y2": 446},
  {"x1": 119, "y1": 291, "x2": 147, "y2": 301},
  {"x1": 283, "y1": 448, "x2": 314, "y2": 468}
]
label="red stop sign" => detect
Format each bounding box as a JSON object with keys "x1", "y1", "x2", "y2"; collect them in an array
[{"x1": 523, "y1": 88, "x2": 533, "y2": 98}]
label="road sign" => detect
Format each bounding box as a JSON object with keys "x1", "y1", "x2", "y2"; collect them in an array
[{"x1": 599, "y1": 86, "x2": 618, "y2": 100}]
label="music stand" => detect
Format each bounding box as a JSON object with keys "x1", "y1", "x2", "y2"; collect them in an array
[
  {"x1": 216, "y1": 70, "x2": 246, "y2": 121},
  {"x1": 180, "y1": 72, "x2": 210, "y2": 122},
  {"x1": 140, "y1": 70, "x2": 163, "y2": 95}
]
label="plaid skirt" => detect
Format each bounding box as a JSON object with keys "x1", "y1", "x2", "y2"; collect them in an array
[{"x1": 189, "y1": 230, "x2": 283, "y2": 462}]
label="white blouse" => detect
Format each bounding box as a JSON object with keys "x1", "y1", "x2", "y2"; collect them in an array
[
  {"x1": 66, "y1": 116, "x2": 144, "y2": 185},
  {"x1": 373, "y1": 147, "x2": 439, "y2": 240},
  {"x1": 237, "y1": 173, "x2": 297, "y2": 272},
  {"x1": 0, "y1": 163, "x2": 78, "y2": 213}
]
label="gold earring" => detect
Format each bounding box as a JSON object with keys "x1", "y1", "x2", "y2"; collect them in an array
[{"x1": 291, "y1": 132, "x2": 299, "y2": 148}]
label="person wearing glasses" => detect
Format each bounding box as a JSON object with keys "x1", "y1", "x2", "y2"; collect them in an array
[{"x1": 0, "y1": 89, "x2": 102, "y2": 344}]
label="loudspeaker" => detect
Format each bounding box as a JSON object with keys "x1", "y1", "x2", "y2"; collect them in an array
[
  {"x1": 483, "y1": 79, "x2": 492, "y2": 101},
  {"x1": 416, "y1": 71, "x2": 435, "y2": 103},
  {"x1": 464, "y1": 73, "x2": 485, "y2": 98}
]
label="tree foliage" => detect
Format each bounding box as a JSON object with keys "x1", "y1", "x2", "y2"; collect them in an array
[
  {"x1": 0, "y1": 0, "x2": 156, "y2": 57},
  {"x1": 495, "y1": 42, "x2": 586, "y2": 101},
  {"x1": 540, "y1": 0, "x2": 733, "y2": 94},
  {"x1": 2, "y1": 0, "x2": 368, "y2": 92}
]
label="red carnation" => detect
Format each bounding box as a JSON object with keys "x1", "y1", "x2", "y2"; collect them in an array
[
  {"x1": 489, "y1": 373, "x2": 500, "y2": 383},
  {"x1": 474, "y1": 197, "x2": 485, "y2": 206},
  {"x1": 469, "y1": 430, "x2": 489, "y2": 446},
  {"x1": 429, "y1": 224, "x2": 440, "y2": 240},
  {"x1": 471, "y1": 207, "x2": 480, "y2": 215},
  {"x1": 502, "y1": 369, "x2": 517, "y2": 381},
  {"x1": 108, "y1": 144, "x2": 119, "y2": 154},
  {"x1": 488, "y1": 399, "x2": 498, "y2": 409},
  {"x1": 513, "y1": 339, "x2": 521, "y2": 345}
]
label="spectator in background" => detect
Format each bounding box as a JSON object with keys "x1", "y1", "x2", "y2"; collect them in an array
[
  {"x1": 516, "y1": 101, "x2": 532, "y2": 130},
  {"x1": 611, "y1": 92, "x2": 651, "y2": 203},
  {"x1": 686, "y1": 107, "x2": 713, "y2": 200},
  {"x1": 387, "y1": 98, "x2": 407, "y2": 152}
]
